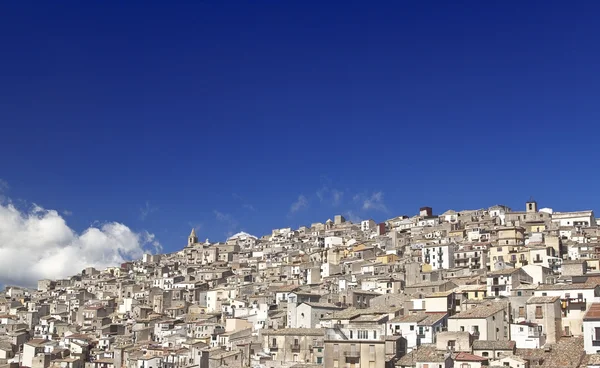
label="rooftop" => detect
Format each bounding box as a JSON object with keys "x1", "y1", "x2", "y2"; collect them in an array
[{"x1": 449, "y1": 302, "x2": 506, "y2": 319}]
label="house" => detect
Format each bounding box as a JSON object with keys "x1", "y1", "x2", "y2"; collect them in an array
[
  {"x1": 534, "y1": 283, "x2": 599, "y2": 336},
  {"x1": 389, "y1": 313, "x2": 447, "y2": 351},
  {"x1": 263, "y1": 328, "x2": 325, "y2": 365},
  {"x1": 323, "y1": 310, "x2": 401, "y2": 368},
  {"x1": 583, "y1": 303, "x2": 600, "y2": 354},
  {"x1": 447, "y1": 301, "x2": 508, "y2": 341},
  {"x1": 471, "y1": 340, "x2": 516, "y2": 359},
  {"x1": 422, "y1": 244, "x2": 455, "y2": 270},
  {"x1": 453, "y1": 352, "x2": 489, "y2": 368},
  {"x1": 509, "y1": 321, "x2": 546, "y2": 348},
  {"x1": 486, "y1": 268, "x2": 533, "y2": 297},
  {"x1": 491, "y1": 355, "x2": 528, "y2": 368},
  {"x1": 524, "y1": 296, "x2": 562, "y2": 344},
  {"x1": 295, "y1": 302, "x2": 344, "y2": 328}
]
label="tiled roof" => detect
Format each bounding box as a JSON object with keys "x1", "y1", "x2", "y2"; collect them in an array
[
  {"x1": 454, "y1": 352, "x2": 488, "y2": 362},
  {"x1": 537, "y1": 283, "x2": 596, "y2": 290},
  {"x1": 264, "y1": 328, "x2": 324, "y2": 336},
  {"x1": 472, "y1": 340, "x2": 515, "y2": 350},
  {"x1": 527, "y1": 296, "x2": 560, "y2": 304},
  {"x1": 449, "y1": 302, "x2": 506, "y2": 319},
  {"x1": 584, "y1": 303, "x2": 600, "y2": 321}
]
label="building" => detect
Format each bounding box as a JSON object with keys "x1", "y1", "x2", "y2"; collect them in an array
[
  {"x1": 422, "y1": 244, "x2": 455, "y2": 270},
  {"x1": 447, "y1": 301, "x2": 508, "y2": 341}
]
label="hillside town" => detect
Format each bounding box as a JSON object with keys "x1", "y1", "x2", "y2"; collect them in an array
[{"x1": 4, "y1": 200, "x2": 600, "y2": 368}]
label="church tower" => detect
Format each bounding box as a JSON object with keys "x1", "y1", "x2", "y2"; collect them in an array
[
  {"x1": 526, "y1": 198, "x2": 538, "y2": 213},
  {"x1": 188, "y1": 228, "x2": 198, "y2": 247}
]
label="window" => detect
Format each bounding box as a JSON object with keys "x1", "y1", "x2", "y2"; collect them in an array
[
  {"x1": 535, "y1": 306, "x2": 543, "y2": 318},
  {"x1": 317, "y1": 357, "x2": 323, "y2": 364},
  {"x1": 460, "y1": 326, "x2": 465, "y2": 332},
  {"x1": 334, "y1": 344, "x2": 339, "y2": 353},
  {"x1": 461, "y1": 364, "x2": 470, "y2": 368},
  {"x1": 373, "y1": 330, "x2": 377, "y2": 339},
  {"x1": 410, "y1": 325, "x2": 415, "y2": 331},
  {"x1": 482, "y1": 352, "x2": 489, "y2": 357},
  {"x1": 519, "y1": 327, "x2": 524, "y2": 332},
  {"x1": 358, "y1": 330, "x2": 368, "y2": 339},
  {"x1": 333, "y1": 360, "x2": 339, "y2": 368},
  {"x1": 518, "y1": 306, "x2": 525, "y2": 318}
]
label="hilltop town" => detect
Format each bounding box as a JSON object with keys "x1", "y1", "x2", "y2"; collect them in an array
[{"x1": 3, "y1": 200, "x2": 600, "y2": 368}]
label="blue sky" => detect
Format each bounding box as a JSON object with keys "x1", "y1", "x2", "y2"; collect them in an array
[{"x1": 0, "y1": 1, "x2": 599, "y2": 252}]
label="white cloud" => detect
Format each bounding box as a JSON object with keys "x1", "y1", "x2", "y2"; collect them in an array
[
  {"x1": 317, "y1": 186, "x2": 344, "y2": 206},
  {"x1": 331, "y1": 189, "x2": 343, "y2": 206},
  {"x1": 242, "y1": 203, "x2": 256, "y2": 211},
  {"x1": 344, "y1": 211, "x2": 362, "y2": 224},
  {"x1": 140, "y1": 201, "x2": 158, "y2": 221},
  {"x1": 62, "y1": 210, "x2": 73, "y2": 216},
  {"x1": 361, "y1": 191, "x2": 389, "y2": 212},
  {"x1": 232, "y1": 193, "x2": 256, "y2": 212},
  {"x1": 0, "y1": 179, "x2": 8, "y2": 192},
  {"x1": 214, "y1": 210, "x2": 239, "y2": 237},
  {"x1": 0, "y1": 202, "x2": 161, "y2": 288},
  {"x1": 290, "y1": 195, "x2": 308, "y2": 213}
]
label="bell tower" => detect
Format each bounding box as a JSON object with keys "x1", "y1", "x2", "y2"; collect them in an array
[
  {"x1": 526, "y1": 197, "x2": 538, "y2": 213},
  {"x1": 188, "y1": 228, "x2": 198, "y2": 246}
]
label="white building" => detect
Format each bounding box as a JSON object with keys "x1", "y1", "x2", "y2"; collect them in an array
[
  {"x1": 509, "y1": 322, "x2": 546, "y2": 348},
  {"x1": 583, "y1": 303, "x2": 600, "y2": 354},
  {"x1": 552, "y1": 210, "x2": 595, "y2": 228},
  {"x1": 487, "y1": 268, "x2": 533, "y2": 298},
  {"x1": 422, "y1": 244, "x2": 455, "y2": 270},
  {"x1": 324, "y1": 236, "x2": 343, "y2": 249},
  {"x1": 361, "y1": 219, "x2": 376, "y2": 232}
]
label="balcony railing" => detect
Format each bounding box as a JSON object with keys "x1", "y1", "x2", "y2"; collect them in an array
[
  {"x1": 268, "y1": 344, "x2": 278, "y2": 349},
  {"x1": 344, "y1": 351, "x2": 361, "y2": 358},
  {"x1": 561, "y1": 297, "x2": 586, "y2": 304},
  {"x1": 290, "y1": 344, "x2": 301, "y2": 351},
  {"x1": 593, "y1": 340, "x2": 600, "y2": 347}
]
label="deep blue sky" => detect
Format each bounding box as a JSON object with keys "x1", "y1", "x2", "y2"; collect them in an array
[{"x1": 1, "y1": 1, "x2": 598, "y2": 251}]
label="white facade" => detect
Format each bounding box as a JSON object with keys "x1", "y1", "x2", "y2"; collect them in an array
[
  {"x1": 422, "y1": 244, "x2": 455, "y2": 270},
  {"x1": 361, "y1": 219, "x2": 376, "y2": 232},
  {"x1": 324, "y1": 236, "x2": 343, "y2": 249},
  {"x1": 510, "y1": 323, "x2": 546, "y2": 348},
  {"x1": 552, "y1": 211, "x2": 595, "y2": 227},
  {"x1": 584, "y1": 317, "x2": 600, "y2": 354}
]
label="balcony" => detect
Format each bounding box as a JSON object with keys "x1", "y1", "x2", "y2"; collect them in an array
[
  {"x1": 533, "y1": 259, "x2": 543, "y2": 264},
  {"x1": 561, "y1": 297, "x2": 586, "y2": 304},
  {"x1": 344, "y1": 351, "x2": 361, "y2": 358},
  {"x1": 593, "y1": 340, "x2": 600, "y2": 347},
  {"x1": 417, "y1": 333, "x2": 426, "y2": 339},
  {"x1": 290, "y1": 343, "x2": 301, "y2": 351},
  {"x1": 268, "y1": 344, "x2": 278, "y2": 350}
]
